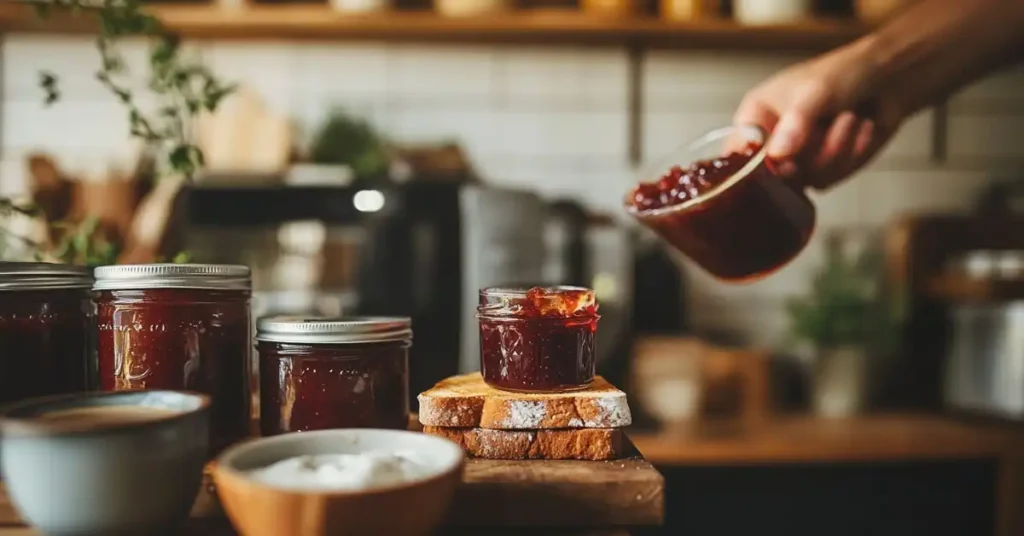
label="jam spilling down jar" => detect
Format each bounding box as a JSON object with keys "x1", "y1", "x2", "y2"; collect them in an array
[
  {"x1": 477, "y1": 286, "x2": 599, "y2": 393},
  {"x1": 93, "y1": 264, "x2": 251, "y2": 454},
  {"x1": 0, "y1": 263, "x2": 96, "y2": 407},
  {"x1": 626, "y1": 125, "x2": 816, "y2": 282},
  {"x1": 256, "y1": 316, "x2": 412, "y2": 435}
]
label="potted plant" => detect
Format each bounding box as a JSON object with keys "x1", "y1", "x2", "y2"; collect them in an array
[
  {"x1": 0, "y1": 0, "x2": 235, "y2": 266},
  {"x1": 288, "y1": 110, "x2": 391, "y2": 186},
  {"x1": 786, "y1": 232, "x2": 904, "y2": 417}
]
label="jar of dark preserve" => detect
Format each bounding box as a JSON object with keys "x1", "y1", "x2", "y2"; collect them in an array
[
  {"x1": 93, "y1": 264, "x2": 251, "y2": 454},
  {"x1": 256, "y1": 316, "x2": 411, "y2": 435},
  {"x1": 626, "y1": 125, "x2": 816, "y2": 282},
  {"x1": 0, "y1": 263, "x2": 95, "y2": 406},
  {"x1": 477, "y1": 286, "x2": 599, "y2": 393}
]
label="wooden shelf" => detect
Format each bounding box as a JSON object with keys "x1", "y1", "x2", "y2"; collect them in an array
[
  {"x1": 0, "y1": 3, "x2": 868, "y2": 50},
  {"x1": 630, "y1": 413, "x2": 1022, "y2": 465},
  {"x1": 925, "y1": 274, "x2": 1024, "y2": 303}
]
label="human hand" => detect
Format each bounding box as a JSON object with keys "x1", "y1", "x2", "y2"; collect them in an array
[{"x1": 733, "y1": 43, "x2": 905, "y2": 190}]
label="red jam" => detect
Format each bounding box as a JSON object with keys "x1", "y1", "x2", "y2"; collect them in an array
[
  {"x1": 477, "y1": 286, "x2": 599, "y2": 393},
  {"x1": 94, "y1": 264, "x2": 252, "y2": 455},
  {"x1": 0, "y1": 263, "x2": 95, "y2": 406},
  {"x1": 627, "y1": 140, "x2": 815, "y2": 282},
  {"x1": 256, "y1": 317, "x2": 411, "y2": 435}
]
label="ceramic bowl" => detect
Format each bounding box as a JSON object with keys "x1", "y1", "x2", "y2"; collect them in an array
[
  {"x1": 0, "y1": 390, "x2": 210, "y2": 536},
  {"x1": 213, "y1": 429, "x2": 464, "y2": 536}
]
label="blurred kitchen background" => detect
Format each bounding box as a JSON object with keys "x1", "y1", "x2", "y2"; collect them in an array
[{"x1": 0, "y1": 0, "x2": 1022, "y2": 534}]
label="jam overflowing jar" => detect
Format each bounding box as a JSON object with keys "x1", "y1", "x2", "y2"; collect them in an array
[
  {"x1": 93, "y1": 264, "x2": 251, "y2": 454},
  {"x1": 256, "y1": 316, "x2": 412, "y2": 435},
  {"x1": 477, "y1": 286, "x2": 599, "y2": 393},
  {"x1": 0, "y1": 262, "x2": 95, "y2": 406},
  {"x1": 626, "y1": 125, "x2": 816, "y2": 282}
]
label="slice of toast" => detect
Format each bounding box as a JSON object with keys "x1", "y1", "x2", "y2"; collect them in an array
[
  {"x1": 423, "y1": 426, "x2": 623, "y2": 461},
  {"x1": 417, "y1": 372, "x2": 631, "y2": 430}
]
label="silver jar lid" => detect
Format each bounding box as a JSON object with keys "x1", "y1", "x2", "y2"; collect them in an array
[
  {"x1": 0, "y1": 262, "x2": 92, "y2": 291},
  {"x1": 256, "y1": 316, "x2": 413, "y2": 344},
  {"x1": 93, "y1": 264, "x2": 251, "y2": 291}
]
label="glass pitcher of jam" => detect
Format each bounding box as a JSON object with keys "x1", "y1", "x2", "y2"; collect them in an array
[{"x1": 626, "y1": 125, "x2": 816, "y2": 282}]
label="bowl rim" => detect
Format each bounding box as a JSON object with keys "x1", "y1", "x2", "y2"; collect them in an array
[
  {"x1": 213, "y1": 428, "x2": 465, "y2": 497},
  {"x1": 625, "y1": 124, "x2": 771, "y2": 220},
  {"x1": 0, "y1": 390, "x2": 212, "y2": 438}
]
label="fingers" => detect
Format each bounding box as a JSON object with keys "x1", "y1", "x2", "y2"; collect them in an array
[
  {"x1": 767, "y1": 112, "x2": 814, "y2": 160},
  {"x1": 807, "y1": 116, "x2": 879, "y2": 190},
  {"x1": 730, "y1": 99, "x2": 778, "y2": 153},
  {"x1": 764, "y1": 79, "x2": 835, "y2": 162},
  {"x1": 851, "y1": 119, "x2": 876, "y2": 161},
  {"x1": 813, "y1": 112, "x2": 858, "y2": 169},
  {"x1": 805, "y1": 112, "x2": 860, "y2": 188},
  {"x1": 734, "y1": 98, "x2": 778, "y2": 133}
]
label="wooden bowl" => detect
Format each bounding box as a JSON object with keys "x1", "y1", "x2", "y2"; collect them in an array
[{"x1": 212, "y1": 429, "x2": 464, "y2": 536}]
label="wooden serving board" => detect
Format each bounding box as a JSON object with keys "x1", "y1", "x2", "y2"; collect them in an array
[
  {"x1": 0, "y1": 525, "x2": 632, "y2": 536},
  {"x1": 0, "y1": 439, "x2": 663, "y2": 532}
]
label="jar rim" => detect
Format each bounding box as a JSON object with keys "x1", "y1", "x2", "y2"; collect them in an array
[
  {"x1": 478, "y1": 286, "x2": 597, "y2": 317},
  {"x1": 480, "y1": 285, "x2": 593, "y2": 297},
  {"x1": 0, "y1": 262, "x2": 92, "y2": 291},
  {"x1": 93, "y1": 263, "x2": 251, "y2": 291},
  {"x1": 256, "y1": 315, "x2": 413, "y2": 345},
  {"x1": 626, "y1": 124, "x2": 770, "y2": 220}
]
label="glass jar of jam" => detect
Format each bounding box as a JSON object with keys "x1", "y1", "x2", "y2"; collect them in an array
[
  {"x1": 477, "y1": 286, "x2": 600, "y2": 393},
  {"x1": 256, "y1": 316, "x2": 412, "y2": 435},
  {"x1": 0, "y1": 263, "x2": 95, "y2": 406},
  {"x1": 626, "y1": 125, "x2": 816, "y2": 282},
  {"x1": 93, "y1": 264, "x2": 251, "y2": 454}
]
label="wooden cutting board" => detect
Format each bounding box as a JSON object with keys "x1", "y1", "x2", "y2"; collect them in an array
[{"x1": 0, "y1": 439, "x2": 663, "y2": 530}]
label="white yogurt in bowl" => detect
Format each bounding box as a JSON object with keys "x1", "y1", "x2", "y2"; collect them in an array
[
  {"x1": 248, "y1": 451, "x2": 432, "y2": 491},
  {"x1": 213, "y1": 430, "x2": 465, "y2": 536},
  {"x1": 215, "y1": 429, "x2": 464, "y2": 494}
]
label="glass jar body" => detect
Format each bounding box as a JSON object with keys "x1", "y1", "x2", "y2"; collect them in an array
[
  {"x1": 0, "y1": 288, "x2": 96, "y2": 406},
  {"x1": 477, "y1": 287, "x2": 599, "y2": 393},
  {"x1": 257, "y1": 340, "x2": 410, "y2": 435},
  {"x1": 96, "y1": 288, "x2": 251, "y2": 453}
]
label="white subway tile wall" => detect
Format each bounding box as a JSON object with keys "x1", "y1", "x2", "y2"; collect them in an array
[{"x1": 2, "y1": 35, "x2": 1021, "y2": 345}]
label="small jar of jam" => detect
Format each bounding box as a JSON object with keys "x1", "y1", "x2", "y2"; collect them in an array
[
  {"x1": 93, "y1": 264, "x2": 251, "y2": 454},
  {"x1": 256, "y1": 316, "x2": 412, "y2": 435},
  {"x1": 626, "y1": 125, "x2": 816, "y2": 282},
  {"x1": 0, "y1": 263, "x2": 95, "y2": 406},
  {"x1": 477, "y1": 286, "x2": 600, "y2": 393}
]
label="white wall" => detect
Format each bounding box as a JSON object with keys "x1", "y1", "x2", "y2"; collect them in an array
[{"x1": 3, "y1": 35, "x2": 1022, "y2": 346}]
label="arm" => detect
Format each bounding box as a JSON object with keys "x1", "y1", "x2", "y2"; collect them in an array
[
  {"x1": 861, "y1": 0, "x2": 1024, "y2": 116},
  {"x1": 734, "y1": 0, "x2": 1024, "y2": 189}
]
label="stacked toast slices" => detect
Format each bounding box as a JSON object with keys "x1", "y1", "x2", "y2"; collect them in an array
[{"x1": 418, "y1": 373, "x2": 632, "y2": 461}]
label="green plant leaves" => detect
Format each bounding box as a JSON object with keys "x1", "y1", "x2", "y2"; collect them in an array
[
  {"x1": 16, "y1": 0, "x2": 238, "y2": 267},
  {"x1": 33, "y1": 1, "x2": 236, "y2": 182},
  {"x1": 310, "y1": 111, "x2": 390, "y2": 180},
  {"x1": 786, "y1": 236, "x2": 903, "y2": 355}
]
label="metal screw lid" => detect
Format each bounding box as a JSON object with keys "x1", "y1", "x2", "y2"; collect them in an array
[
  {"x1": 0, "y1": 262, "x2": 92, "y2": 291},
  {"x1": 256, "y1": 316, "x2": 413, "y2": 345},
  {"x1": 93, "y1": 264, "x2": 251, "y2": 291}
]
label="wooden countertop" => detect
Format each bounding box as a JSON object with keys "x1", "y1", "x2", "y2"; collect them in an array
[
  {"x1": 0, "y1": 527, "x2": 632, "y2": 536},
  {"x1": 630, "y1": 413, "x2": 1021, "y2": 465},
  {"x1": 0, "y1": 440, "x2": 663, "y2": 534},
  {"x1": 630, "y1": 414, "x2": 1024, "y2": 536}
]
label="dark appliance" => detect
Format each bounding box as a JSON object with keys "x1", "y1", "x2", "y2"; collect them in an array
[{"x1": 184, "y1": 180, "x2": 548, "y2": 407}]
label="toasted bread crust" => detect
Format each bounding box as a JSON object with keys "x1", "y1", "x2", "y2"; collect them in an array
[
  {"x1": 423, "y1": 426, "x2": 623, "y2": 460},
  {"x1": 418, "y1": 373, "x2": 632, "y2": 430}
]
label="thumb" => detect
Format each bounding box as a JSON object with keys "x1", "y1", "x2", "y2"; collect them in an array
[{"x1": 767, "y1": 87, "x2": 831, "y2": 160}]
